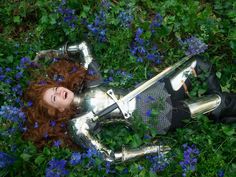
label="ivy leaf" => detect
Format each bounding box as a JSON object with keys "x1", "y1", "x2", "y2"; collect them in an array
[
  {"x1": 222, "y1": 126, "x2": 235, "y2": 136},
  {"x1": 34, "y1": 155, "x2": 45, "y2": 165},
  {"x1": 20, "y1": 153, "x2": 32, "y2": 161},
  {"x1": 13, "y1": 16, "x2": 21, "y2": 24}
]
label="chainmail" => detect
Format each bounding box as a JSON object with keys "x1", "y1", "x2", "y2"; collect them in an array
[{"x1": 135, "y1": 81, "x2": 172, "y2": 134}]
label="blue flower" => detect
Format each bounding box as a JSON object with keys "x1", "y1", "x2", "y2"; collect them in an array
[
  {"x1": 118, "y1": 10, "x2": 133, "y2": 27},
  {"x1": 53, "y1": 140, "x2": 61, "y2": 148},
  {"x1": 217, "y1": 169, "x2": 224, "y2": 177},
  {"x1": 0, "y1": 105, "x2": 26, "y2": 123},
  {"x1": 181, "y1": 36, "x2": 208, "y2": 56},
  {"x1": 146, "y1": 109, "x2": 152, "y2": 117},
  {"x1": 50, "y1": 120, "x2": 56, "y2": 127},
  {"x1": 45, "y1": 158, "x2": 68, "y2": 177},
  {"x1": 150, "y1": 13, "x2": 163, "y2": 33},
  {"x1": 34, "y1": 122, "x2": 39, "y2": 128},
  {"x1": 179, "y1": 144, "x2": 200, "y2": 177},
  {"x1": 146, "y1": 154, "x2": 169, "y2": 172},
  {"x1": 69, "y1": 152, "x2": 81, "y2": 166},
  {"x1": 5, "y1": 67, "x2": 12, "y2": 72},
  {"x1": 0, "y1": 152, "x2": 15, "y2": 168}
]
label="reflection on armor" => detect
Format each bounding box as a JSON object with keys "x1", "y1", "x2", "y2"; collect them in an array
[
  {"x1": 183, "y1": 94, "x2": 221, "y2": 118},
  {"x1": 170, "y1": 59, "x2": 197, "y2": 91},
  {"x1": 72, "y1": 86, "x2": 136, "y2": 117}
]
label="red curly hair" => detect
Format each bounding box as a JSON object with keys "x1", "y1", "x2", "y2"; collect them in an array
[{"x1": 22, "y1": 59, "x2": 93, "y2": 149}]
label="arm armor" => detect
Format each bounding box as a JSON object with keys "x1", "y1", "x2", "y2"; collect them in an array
[
  {"x1": 67, "y1": 112, "x2": 170, "y2": 163},
  {"x1": 33, "y1": 41, "x2": 93, "y2": 69}
]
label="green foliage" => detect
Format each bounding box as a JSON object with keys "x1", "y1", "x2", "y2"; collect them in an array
[{"x1": 0, "y1": 0, "x2": 236, "y2": 176}]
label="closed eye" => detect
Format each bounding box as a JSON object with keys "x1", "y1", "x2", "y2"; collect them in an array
[{"x1": 53, "y1": 95, "x2": 56, "y2": 102}]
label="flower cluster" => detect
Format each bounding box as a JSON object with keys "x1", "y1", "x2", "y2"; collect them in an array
[
  {"x1": 103, "y1": 69, "x2": 133, "y2": 85},
  {"x1": 146, "y1": 153, "x2": 169, "y2": 172},
  {"x1": 86, "y1": 1, "x2": 110, "y2": 42},
  {"x1": 130, "y1": 28, "x2": 161, "y2": 64},
  {"x1": 0, "y1": 105, "x2": 26, "y2": 123},
  {"x1": 179, "y1": 36, "x2": 208, "y2": 56},
  {"x1": 118, "y1": 10, "x2": 134, "y2": 28},
  {"x1": 179, "y1": 144, "x2": 200, "y2": 177},
  {"x1": 57, "y1": 0, "x2": 78, "y2": 28},
  {"x1": 69, "y1": 152, "x2": 81, "y2": 166},
  {"x1": 150, "y1": 13, "x2": 163, "y2": 34},
  {"x1": 0, "y1": 152, "x2": 15, "y2": 168},
  {"x1": 45, "y1": 158, "x2": 69, "y2": 177},
  {"x1": 87, "y1": 10, "x2": 107, "y2": 42}
]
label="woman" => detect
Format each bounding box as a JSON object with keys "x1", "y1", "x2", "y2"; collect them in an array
[{"x1": 23, "y1": 41, "x2": 236, "y2": 162}]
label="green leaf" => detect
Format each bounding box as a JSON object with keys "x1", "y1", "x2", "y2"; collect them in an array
[
  {"x1": 13, "y1": 16, "x2": 21, "y2": 24},
  {"x1": 216, "y1": 71, "x2": 222, "y2": 79},
  {"x1": 34, "y1": 155, "x2": 45, "y2": 165},
  {"x1": 20, "y1": 153, "x2": 32, "y2": 161},
  {"x1": 222, "y1": 126, "x2": 235, "y2": 136}
]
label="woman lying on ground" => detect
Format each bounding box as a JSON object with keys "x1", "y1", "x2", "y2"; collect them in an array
[{"x1": 22, "y1": 41, "x2": 236, "y2": 163}]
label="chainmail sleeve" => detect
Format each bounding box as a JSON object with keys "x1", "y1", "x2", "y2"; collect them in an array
[{"x1": 135, "y1": 81, "x2": 172, "y2": 134}]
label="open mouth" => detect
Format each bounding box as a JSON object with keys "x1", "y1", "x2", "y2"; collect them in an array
[{"x1": 64, "y1": 91, "x2": 68, "y2": 99}]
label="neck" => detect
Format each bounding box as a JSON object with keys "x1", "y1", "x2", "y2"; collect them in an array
[{"x1": 72, "y1": 95, "x2": 81, "y2": 107}]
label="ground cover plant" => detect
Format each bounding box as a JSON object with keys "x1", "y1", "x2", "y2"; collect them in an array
[{"x1": 0, "y1": 0, "x2": 236, "y2": 176}]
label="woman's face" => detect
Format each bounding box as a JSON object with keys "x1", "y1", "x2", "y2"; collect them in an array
[{"x1": 43, "y1": 86, "x2": 74, "y2": 112}]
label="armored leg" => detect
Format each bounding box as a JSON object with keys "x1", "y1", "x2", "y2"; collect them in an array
[{"x1": 164, "y1": 56, "x2": 222, "y2": 101}]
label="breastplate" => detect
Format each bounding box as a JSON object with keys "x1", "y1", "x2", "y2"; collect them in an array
[{"x1": 72, "y1": 86, "x2": 136, "y2": 118}]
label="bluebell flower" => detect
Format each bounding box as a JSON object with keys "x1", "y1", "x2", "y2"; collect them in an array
[
  {"x1": 181, "y1": 36, "x2": 208, "y2": 56},
  {"x1": 69, "y1": 152, "x2": 82, "y2": 166},
  {"x1": 5, "y1": 67, "x2": 12, "y2": 72},
  {"x1": 131, "y1": 27, "x2": 161, "y2": 64},
  {"x1": 45, "y1": 158, "x2": 68, "y2": 177},
  {"x1": 34, "y1": 122, "x2": 39, "y2": 128},
  {"x1": 217, "y1": 169, "x2": 224, "y2": 177},
  {"x1": 38, "y1": 80, "x2": 47, "y2": 85},
  {"x1": 150, "y1": 13, "x2": 163, "y2": 34},
  {"x1": 69, "y1": 66, "x2": 78, "y2": 74},
  {"x1": 122, "y1": 168, "x2": 129, "y2": 174},
  {"x1": 105, "y1": 161, "x2": 116, "y2": 174},
  {"x1": 53, "y1": 74, "x2": 64, "y2": 82},
  {"x1": 87, "y1": 9, "x2": 107, "y2": 42},
  {"x1": 44, "y1": 132, "x2": 49, "y2": 139},
  {"x1": 118, "y1": 10, "x2": 133, "y2": 27},
  {"x1": 146, "y1": 109, "x2": 152, "y2": 117},
  {"x1": 0, "y1": 152, "x2": 15, "y2": 168},
  {"x1": 136, "y1": 57, "x2": 143, "y2": 62},
  {"x1": 88, "y1": 69, "x2": 96, "y2": 76},
  {"x1": 15, "y1": 71, "x2": 23, "y2": 79},
  {"x1": 0, "y1": 74, "x2": 5, "y2": 81},
  {"x1": 53, "y1": 140, "x2": 61, "y2": 148},
  {"x1": 146, "y1": 153, "x2": 169, "y2": 172},
  {"x1": 179, "y1": 144, "x2": 200, "y2": 177},
  {"x1": 20, "y1": 57, "x2": 30, "y2": 66},
  {"x1": 0, "y1": 105, "x2": 26, "y2": 123},
  {"x1": 27, "y1": 101, "x2": 33, "y2": 107},
  {"x1": 57, "y1": 0, "x2": 78, "y2": 28},
  {"x1": 50, "y1": 120, "x2": 56, "y2": 127},
  {"x1": 138, "y1": 165, "x2": 144, "y2": 171}
]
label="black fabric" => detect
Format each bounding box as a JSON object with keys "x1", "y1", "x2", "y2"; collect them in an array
[
  {"x1": 210, "y1": 92, "x2": 236, "y2": 123},
  {"x1": 169, "y1": 101, "x2": 191, "y2": 130}
]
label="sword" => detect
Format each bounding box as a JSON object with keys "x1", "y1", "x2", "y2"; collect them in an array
[{"x1": 92, "y1": 55, "x2": 192, "y2": 121}]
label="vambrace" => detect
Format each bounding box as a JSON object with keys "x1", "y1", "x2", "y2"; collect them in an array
[
  {"x1": 33, "y1": 41, "x2": 93, "y2": 69},
  {"x1": 68, "y1": 113, "x2": 170, "y2": 163},
  {"x1": 182, "y1": 94, "x2": 221, "y2": 118}
]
